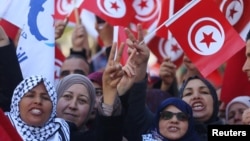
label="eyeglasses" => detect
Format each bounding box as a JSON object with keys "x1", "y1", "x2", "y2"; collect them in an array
[{"x1": 160, "y1": 111, "x2": 189, "y2": 121}]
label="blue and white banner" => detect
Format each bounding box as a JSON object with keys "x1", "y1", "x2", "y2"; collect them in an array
[
  {"x1": 2, "y1": 0, "x2": 55, "y2": 83},
  {"x1": 0, "y1": 0, "x2": 11, "y2": 18}
]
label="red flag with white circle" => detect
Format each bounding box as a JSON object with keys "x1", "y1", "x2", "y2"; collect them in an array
[{"x1": 166, "y1": 0, "x2": 245, "y2": 77}]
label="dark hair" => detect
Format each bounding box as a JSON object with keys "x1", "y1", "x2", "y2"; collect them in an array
[
  {"x1": 246, "y1": 29, "x2": 250, "y2": 41},
  {"x1": 66, "y1": 54, "x2": 90, "y2": 66},
  {"x1": 179, "y1": 75, "x2": 219, "y2": 124},
  {"x1": 64, "y1": 54, "x2": 92, "y2": 74}
]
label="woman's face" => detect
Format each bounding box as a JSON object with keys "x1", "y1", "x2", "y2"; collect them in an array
[
  {"x1": 182, "y1": 79, "x2": 213, "y2": 122},
  {"x1": 227, "y1": 102, "x2": 248, "y2": 125},
  {"x1": 159, "y1": 105, "x2": 189, "y2": 140},
  {"x1": 56, "y1": 84, "x2": 90, "y2": 128},
  {"x1": 19, "y1": 83, "x2": 52, "y2": 126}
]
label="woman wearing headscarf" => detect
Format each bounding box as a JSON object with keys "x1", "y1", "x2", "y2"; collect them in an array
[
  {"x1": 56, "y1": 40, "x2": 125, "y2": 141},
  {"x1": 225, "y1": 96, "x2": 250, "y2": 125},
  {"x1": 5, "y1": 75, "x2": 70, "y2": 141},
  {"x1": 142, "y1": 97, "x2": 200, "y2": 141},
  {"x1": 179, "y1": 75, "x2": 224, "y2": 141},
  {"x1": 56, "y1": 74, "x2": 96, "y2": 132}
]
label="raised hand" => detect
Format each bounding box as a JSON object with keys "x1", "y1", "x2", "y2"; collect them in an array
[
  {"x1": 182, "y1": 54, "x2": 200, "y2": 80},
  {"x1": 72, "y1": 23, "x2": 89, "y2": 48},
  {"x1": 242, "y1": 108, "x2": 250, "y2": 125},
  {"x1": 102, "y1": 42, "x2": 124, "y2": 105},
  {"x1": 159, "y1": 57, "x2": 177, "y2": 91},
  {"x1": 95, "y1": 22, "x2": 113, "y2": 47},
  {"x1": 71, "y1": 22, "x2": 91, "y2": 59},
  {"x1": 0, "y1": 26, "x2": 10, "y2": 47},
  {"x1": 55, "y1": 19, "x2": 68, "y2": 40},
  {"x1": 117, "y1": 49, "x2": 137, "y2": 96},
  {"x1": 124, "y1": 24, "x2": 150, "y2": 82}
]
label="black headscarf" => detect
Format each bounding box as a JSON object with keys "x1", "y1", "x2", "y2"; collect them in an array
[{"x1": 179, "y1": 75, "x2": 220, "y2": 124}]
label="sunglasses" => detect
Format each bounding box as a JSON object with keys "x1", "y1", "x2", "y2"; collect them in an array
[{"x1": 160, "y1": 111, "x2": 189, "y2": 121}]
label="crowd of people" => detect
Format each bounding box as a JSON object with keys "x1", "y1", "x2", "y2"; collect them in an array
[{"x1": 0, "y1": 14, "x2": 250, "y2": 141}]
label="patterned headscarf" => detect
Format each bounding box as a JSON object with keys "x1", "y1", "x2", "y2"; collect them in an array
[
  {"x1": 5, "y1": 75, "x2": 69, "y2": 141},
  {"x1": 143, "y1": 97, "x2": 200, "y2": 141},
  {"x1": 56, "y1": 74, "x2": 96, "y2": 127}
]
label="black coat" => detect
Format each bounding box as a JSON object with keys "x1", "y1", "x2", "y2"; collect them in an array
[
  {"x1": 121, "y1": 78, "x2": 154, "y2": 141},
  {"x1": 0, "y1": 41, "x2": 23, "y2": 112},
  {"x1": 69, "y1": 114, "x2": 123, "y2": 141}
]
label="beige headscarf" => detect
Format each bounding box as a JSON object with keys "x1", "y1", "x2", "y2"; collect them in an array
[{"x1": 56, "y1": 74, "x2": 96, "y2": 127}]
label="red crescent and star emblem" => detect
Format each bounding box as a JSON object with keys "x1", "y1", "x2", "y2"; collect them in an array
[
  {"x1": 188, "y1": 17, "x2": 225, "y2": 56},
  {"x1": 133, "y1": 0, "x2": 159, "y2": 21},
  {"x1": 220, "y1": 0, "x2": 243, "y2": 26},
  {"x1": 97, "y1": 0, "x2": 126, "y2": 18},
  {"x1": 158, "y1": 37, "x2": 183, "y2": 61}
]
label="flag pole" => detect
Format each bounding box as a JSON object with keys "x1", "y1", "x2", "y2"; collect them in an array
[
  {"x1": 73, "y1": 0, "x2": 80, "y2": 24},
  {"x1": 140, "y1": 19, "x2": 169, "y2": 45},
  {"x1": 140, "y1": 0, "x2": 199, "y2": 45},
  {"x1": 113, "y1": 26, "x2": 119, "y2": 60}
]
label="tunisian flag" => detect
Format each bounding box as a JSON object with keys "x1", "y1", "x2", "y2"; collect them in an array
[
  {"x1": 80, "y1": 0, "x2": 135, "y2": 27},
  {"x1": 155, "y1": 0, "x2": 190, "y2": 39},
  {"x1": 54, "y1": 0, "x2": 84, "y2": 20},
  {"x1": 147, "y1": 35, "x2": 183, "y2": 68},
  {"x1": 220, "y1": 49, "x2": 250, "y2": 104},
  {"x1": 165, "y1": 0, "x2": 245, "y2": 77},
  {"x1": 113, "y1": 26, "x2": 128, "y2": 66},
  {"x1": 216, "y1": 0, "x2": 250, "y2": 104},
  {"x1": 0, "y1": 109, "x2": 22, "y2": 141},
  {"x1": 130, "y1": 0, "x2": 160, "y2": 34},
  {"x1": 214, "y1": 0, "x2": 250, "y2": 34}
]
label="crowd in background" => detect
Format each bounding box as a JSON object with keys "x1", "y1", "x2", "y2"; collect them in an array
[{"x1": 0, "y1": 5, "x2": 250, "y2": 140}]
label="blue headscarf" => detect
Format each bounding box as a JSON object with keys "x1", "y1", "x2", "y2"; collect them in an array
[{"x1": 142, "y1": 97, "x2": 200, "y2": 141}]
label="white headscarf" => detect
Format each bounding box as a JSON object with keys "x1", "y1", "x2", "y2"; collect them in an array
[
  {"x1": 225, "y1": 95, "x2": 250, "y2": 122},
  {"x1": 5, "y1": 75, "x2": 69, "y2": 141}
]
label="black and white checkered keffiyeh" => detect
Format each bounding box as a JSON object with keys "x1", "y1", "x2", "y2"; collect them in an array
[{"x1": 5, "y1": 75, "x2": 70, "y2": 141}]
